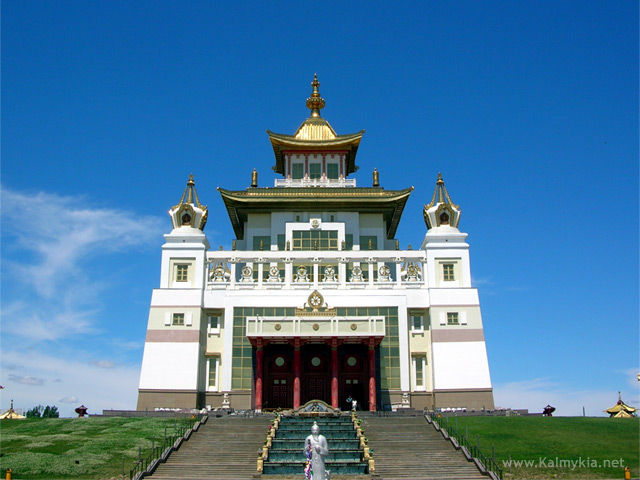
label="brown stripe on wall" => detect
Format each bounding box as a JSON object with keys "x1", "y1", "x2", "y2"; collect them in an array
[
  {"x1": 146, "y1": 330, "x2": 200, "y2": 342},
  {"x1": 431, "y1": 329, "x2": 484, "y2": 342}
]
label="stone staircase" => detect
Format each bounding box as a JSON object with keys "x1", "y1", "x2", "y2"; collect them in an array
[
  {"x1": 263, "y1": 416, "x2": 368, "y2": 476},
  {"x1": 148, "y1": 415, "x2": 271, "y2": 480},
  {"x1": 147, "y1": 413, "x2": 488, "y2": 480},
  {"x1": 363, "y1": 415, "x2": 486, "y2": 480}
]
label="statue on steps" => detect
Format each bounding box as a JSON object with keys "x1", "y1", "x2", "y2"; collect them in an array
[{"x1": 304, "y1": 421, "x2": 329, "y2": 480}]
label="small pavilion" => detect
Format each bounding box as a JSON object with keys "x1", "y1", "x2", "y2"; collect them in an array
[
  {"x1": 0, "y1": 400, "x2": 26, "y2": 420},
  {"x1": 604, "y1": 392, "x2": 636, "y2": 418}
]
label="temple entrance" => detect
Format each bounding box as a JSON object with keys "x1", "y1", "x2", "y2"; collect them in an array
[
  {"x1": 301, "y1": 344, "x2": 331, "y2": 405},
  {"x1": 257, "y1": 339, "x2": 377, "y2": 411},
  {"x1": 339, "y1": 344, "x2": 369, "y2": 411},
  {"x1": 263, "y1": 344, "x2": 293, "y2": 409}
]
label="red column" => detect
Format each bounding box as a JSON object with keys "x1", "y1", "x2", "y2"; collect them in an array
[
  {"x1": 331, "y1": 338, "x2": 339, "y2": 408},
  {"x1": 255, "y1": 340, "x2": 263, "y2": 411},
  {"x1": 293, "y1": 338, "x2": 301, "y2": 409},
  {"x1": 368, "y1": 340, "x2": 377, "y2": 411}
]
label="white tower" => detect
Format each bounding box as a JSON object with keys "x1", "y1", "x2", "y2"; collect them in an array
[
  {"x1": 137, "y1": 175, "x2": 210, "y2": 409},
  {"x1": 422, "y1": 174, "x2": 493, "y2": 408}
]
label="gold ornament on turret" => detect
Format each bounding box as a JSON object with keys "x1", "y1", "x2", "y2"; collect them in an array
[{"x1": 306, "y1": 73, "x2": 325, "y2": 117}]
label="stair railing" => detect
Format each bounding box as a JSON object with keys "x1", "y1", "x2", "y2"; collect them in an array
[
  {"x1": 426, "y1": 412, "x2": 503, "y2": 480},
  {"x1": 127, "y1": 413, "x2": 205, "y2": 480}
]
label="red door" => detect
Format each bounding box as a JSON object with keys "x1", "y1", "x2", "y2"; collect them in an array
[
  {"x1": 263, "y1": 345, "x2": 293, "y2": 409},
  {"x1": 339, "y1": 344, "x2": 369, "y2": 410},
  {"x1": 301, "y1": 344, "x2": 331, "y2": 405}
]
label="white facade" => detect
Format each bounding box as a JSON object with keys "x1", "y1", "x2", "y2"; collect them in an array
[{"x1": 137, "y1": 79, "x2": 494, "y2": 412}]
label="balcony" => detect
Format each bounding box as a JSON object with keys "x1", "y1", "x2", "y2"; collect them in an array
[
  {"x1": 246, "y1": 315, "x2": 385, "y2": 340},
  {"x1": 274, "y1": 177, "x2": 357, "y2": 188},
  {"x1": 206, "y1": 250, "x2": 426, "y2": 290}
]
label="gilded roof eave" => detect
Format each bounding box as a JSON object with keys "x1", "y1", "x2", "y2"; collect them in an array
[
  {"x1": 218, "y1": 186, "x2": 413, "y2": 240},
  {"x1": 267, "y1": 130, "x2": 364, "y2": 175}
]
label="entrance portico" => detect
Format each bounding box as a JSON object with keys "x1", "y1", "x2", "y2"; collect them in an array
[{"x1": 251, "y1": 336, "x2": 382, "y2": 411}]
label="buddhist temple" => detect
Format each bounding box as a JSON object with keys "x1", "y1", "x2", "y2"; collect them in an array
[{"x1": 136, "y1": 75, "x2": 494, "y2": 412}]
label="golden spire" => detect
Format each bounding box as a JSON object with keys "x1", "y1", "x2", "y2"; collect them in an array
[
  {"x1": 427, "y1": 172, "x2": 456, "y2": 208},
  {"x1": 305, "y1": 73, "x2": 325, "y2": 118},
  {"x1": 423, "y1": 172, "x2": 461, "y2": 229},
  {"x1": 178, "y1": 173, "x2": 203, "y2": 208}
]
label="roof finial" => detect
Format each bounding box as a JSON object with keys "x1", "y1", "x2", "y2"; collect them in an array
[
  {"x1": 306, "y1": 73, "x2": 325, "y2": 118},
  {"x1": 177, "y1": 174, "x2": 203, "y2": 209}
]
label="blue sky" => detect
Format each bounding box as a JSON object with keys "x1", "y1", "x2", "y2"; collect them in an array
[{"x1": 1, "y1": 1, "x2": 637, "y2": 417}]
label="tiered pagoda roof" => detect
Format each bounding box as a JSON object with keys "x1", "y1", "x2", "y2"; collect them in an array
[
  {"x1": 605, "y1": 392, "x2": 637, "y2": 418},
  {"x1": 218, "y1": 186, "x2": 413, "y2": 239},
  {"x1": 266, "y1": 74, "x2": 364, "y2": 176}
]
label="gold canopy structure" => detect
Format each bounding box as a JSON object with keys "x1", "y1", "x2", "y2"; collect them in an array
[
  {"x1": 0, "y1": 400, "x2": 26, "y2": 420},
  {"x1": 604, "y1": 392, "x2": 636, "y2": 418}
]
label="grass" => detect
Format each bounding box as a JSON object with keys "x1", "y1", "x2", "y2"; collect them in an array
[
  {"x1": 0, "y1": 416, "x2": 193, "y2": 480},
  {"x1": 437, "y1": 415, "x2": 639, "y2": 479},
  {"x1": 2, "y1": 415, "x2": 637, "y2": 480}
]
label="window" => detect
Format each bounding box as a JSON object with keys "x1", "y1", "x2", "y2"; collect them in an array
[
  {"x1": 252, "y1": 236, "x2": 270, "y2": 251},
  {"x1": 277, "y1": 234, "x2": 286, "y2": 251},
  {"x1": 344, "y1": 234, "x2": 353, "y2": 250},
  {"x1": 309, "y1": 163, "x2": 321, "y2": 179},
  {"x1": 208, "y1": 357, "x2": 218, "y2": 389},
  {"x1": 292, "y1": 230, "x2": 338, "y2": 250},
  {"x1": 443, "y1": 263, "x2": 455, "y2": 281},
  {"x1": 411, "y1": 314, "x2": 424, "y2": 332},
  {"x1": 172, "y1": 313, "x2": 184, "y2": 325},
  {"x1": 208, "y1": 315, "x2": 221, "y2": 334},
  {"x1": 414, "y1": 356, "x2": 424, "y2": 387},
  {"x1": 327, "y1": 163, "x2": 339, "y2": 179},
  {"x1": 447, "y1": 312, "x2": 459, "y2": 325},
  {"x1": 175, "y1": 264, "x2": 189, "y2": 282},
  {"x1": 291, "y1": 163, "x2": 304, "y2": 179},
  {"x1": 360, "y1": 236, "x2": 377, "y2": 250}
]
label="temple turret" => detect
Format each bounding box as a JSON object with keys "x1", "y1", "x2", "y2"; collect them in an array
[
  {"x1": 168, "y1": 174, "x2": 208, "y2": 231},
  {"x1": 423, "y1": 173, "x2": 461, "y2": 230}
]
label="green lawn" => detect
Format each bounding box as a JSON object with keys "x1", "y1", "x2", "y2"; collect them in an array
[
  {"x1": 1, "y1": 415, "x2": 637, "y2": 480},
  {"x1": 0, "y1": 416, "x2": 192, "y2": 480},
  {"x1": 438, "y1": 415, "x2": 639, "y2": 479}
]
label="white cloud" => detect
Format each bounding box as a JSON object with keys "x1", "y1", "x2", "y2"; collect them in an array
[
  {"x1": 89, "y1": 360, "x2": 115, "y2": 369},
  {"x1": 494, "y1": 377, "x2": 640, "y2": 417},
  {"x1": 1, "y1": 350, "x2": 140, "y2": 417},
  {"x1": 0, "y1": 186, "x2": 164, "y2": 341},
  {"x1": 8, "y1": 374, "x2": 45, "y2": 386},
  {"x1": 0, "y1": 187, "x2": 161, "y2": 416},
  {"x1": 59, "y1": 395, "x2": 79, "y2": 404}
]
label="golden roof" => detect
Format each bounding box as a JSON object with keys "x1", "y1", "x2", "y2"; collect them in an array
[
  {"x1": 604, "y1": 393, "x2": 636, "y2": 417},
  {"x1": 218, "y1": 186, "x2": 413, "y2": 239},
  {"x1": 267, "y1": 74, "x2": 364, "y2": 175},
  {"x1": 0, "y1": 401, "x2": 25, "y2": 420}
]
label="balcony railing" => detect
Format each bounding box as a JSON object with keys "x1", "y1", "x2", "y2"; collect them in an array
[
  {"x1": 246, "y1": 316, "x2": 385, "y2": 339},
  {"x1": 274, "y1": 177, "x2": 357, "y2": 188},
  {"x1": 205, "y1": 250, "x2": 426, "y2": 290}
]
